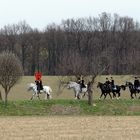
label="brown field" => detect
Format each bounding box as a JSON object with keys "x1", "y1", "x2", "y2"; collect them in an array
[
  {"x1": 0, "y1": 75, "x2": 137, "y2": 100},
  {"x1": 0, "y1": 116, "x2": 140, "y2": 140}
]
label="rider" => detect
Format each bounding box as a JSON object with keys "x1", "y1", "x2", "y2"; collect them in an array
[
  {"x1": 105, "y1": 77, "x2": 110, "y2": 85},
  {"x1": 81, "y1": 79, "x2": 86, "y2": 88},
  {"x1": 35, "y1": 71, "x2": 43, "y2": 94},
  {"x1": 104, "y1": 77, "x2": 111, "y2": 90},
  {"x1": 110, "y1": 77, "x2": 116, "y2": 90},
  {"x1": 35, "y1": 79, "x2": 43, "y2": 94},
  {"x1": 77, "y1": 78, "x2": 81, "y2": 84},
  {"x1": 134, "y1": 77, "x2": 140, "y2": 90},
  {"x1": 78, "y1": 79, "x2": 86, "y2": 92}
]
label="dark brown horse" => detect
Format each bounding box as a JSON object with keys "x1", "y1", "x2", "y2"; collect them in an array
[
  {"x1": 111, "y1": 85, "x2": 126, "y2": 99},
  {"x1": 125, "y1": 82, "x2": 140, "y2": 99},
  {"x1": 97, "y1": 82, "x2": 126, "y2": 99},
  {"x1": 97, "y1": 82, "x2": 112, "y2": 99}
]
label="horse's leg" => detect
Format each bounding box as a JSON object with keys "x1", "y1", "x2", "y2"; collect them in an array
[
  {"x1": 99, "y1": 92, "x2": 104, "y2": 100},
  {"x1": 116, "y1": 92, "x2": 120, "y2": 99},
  {"x1": 112, "y1": 92, "x2": 114, "y2": 99},
  {"x1": 112, "y1": 92, "x2": 116, "y2": 98},
  {"x1": 108, "y1": 92, "x2": 112, "y2": 99},
  {"x1": 75, "y1": 91, "x2": 79, "y2": 99},
  {"x1": 77, "y1": 94, "x2": 81, "y2": 100},
  {"x1": 47, "y1": 94, "x2": 50, "y2": 99},
  {"x1": 77, "y1": 91, "x2": 81, "y2": 99},
  {"x1": 134, "y1": 93, "x2": 137, "y2": 98},
  {"x1": 138, "y1": 90, "x2": 140, "y2": 99},
  {"x1": 104, "y1": 93, "x2": 107, "y2": 99},
  {"x1": 44, "y1": 93, "x2": 47, "y2": 100},
  {"x1": 82, "y1": 92, "x2": 86, "y2": 98},
  {"x1": 37, "y1": 93, "x2": 41, "y2": 100},
  {"x1": 46, "y1": 92, "x2": 51, "y2": 100},
  {"x1": 118, "y1": 92, "x2": 121, "y2": 99},
  {"x1": 30, "y1": 96, "x2": 33, "y2": 100},
  {"x1": 49, "y1": 94, "x2": 52, "y2": 99},
  {"x1": 130, "y1": 93, "x2": 134, "y2": 99},
  {"x1": 38, "y1": 96, "x2": 41, "y2": 100},
  {"x1": 74, "y1": 91, "x2": 77, "y2": 98},
  {"x1": 30, "y1": 93, "x2": 35, "y2": 100}
]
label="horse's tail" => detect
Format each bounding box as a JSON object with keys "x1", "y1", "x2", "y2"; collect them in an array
[
  {"x1": 27, "y1": 83, "x2": 32, "y2": 91},
  {"x1": 121, "y1": 85, "x2": 126, "y2": 90}
]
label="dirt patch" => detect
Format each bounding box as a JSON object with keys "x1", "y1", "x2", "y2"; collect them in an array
[
  {"x1": 129, "y1": 105, "x2": 140, "y2": 112},
  {"x1": 0, "y1": 116, "x2": 140, "y2": 140},
  {"x1": 127, "y1": 105, "x2": 140, "y2": 115},
  {"x1": 50, "y1": 105, "x2": 81, "y2": 115}
]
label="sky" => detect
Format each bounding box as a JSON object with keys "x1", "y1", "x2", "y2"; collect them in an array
[{"x1": 0, "y1": 0, "x2": 139, "y2": 30}]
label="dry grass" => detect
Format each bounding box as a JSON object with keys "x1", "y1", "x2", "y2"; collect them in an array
[
  {"x1": 0, "y1": 116, "x2": 140, "y2": 140},
  {"x1": 0, "y1": 75, "x2": 138, "y2": 100}
]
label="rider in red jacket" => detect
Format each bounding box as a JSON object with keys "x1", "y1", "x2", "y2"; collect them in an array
[{"x1": 34, "y1": 71, "x2": 43, "y2": 93}]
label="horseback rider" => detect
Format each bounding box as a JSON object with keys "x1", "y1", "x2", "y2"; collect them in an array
[
  {"x1": 35, "y1": 79, "x2": 43, "y2": 94},
  {"x1": 81, "y1": 79, "x2": 86, "y2": 88},
  {"x1": 35, "y1": 71, "x2": 43, "y2": 94},
  {"x1": 105, "y1": 77, "x2": 110, "y2": 85},
  {"x1": 104, "y1": 77, "x2": 111, "y2": 90},
  {"x1": 77, "y1": 78, "x2": 86, "y2": 92},
  {"x1": 77, "y1": 78, "x2": 81, "y2": 84},
  {"x1": 110, "y1": 77, "x2": 116, "y2": 90},
  {"x1": 134, "y1": 77, "x2": 140, "y2": 90}
]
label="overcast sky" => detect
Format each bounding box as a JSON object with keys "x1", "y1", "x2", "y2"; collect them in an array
[{"x1": 0, "y1": 0, "x2": 139, "y2": 30}]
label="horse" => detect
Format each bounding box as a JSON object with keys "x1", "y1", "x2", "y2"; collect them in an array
[
  {"x1": 125, "y1": 82, "x2": 140, "y2": 99},
  {"x1": 97, "y1": 82, "x2": 112, "y2": 99},
  {"x1": 111, "y1": 85, "x2": 126, "y2": 99},
  {"x1": 97, "y1": 82, "x2": 126, "y2": 100},
  {"x1": 27, "y1": 83, "x2": 52, "y2": 100},
  {"x1": 67, "y1": 81, "x2": 88, "y2": 99}
]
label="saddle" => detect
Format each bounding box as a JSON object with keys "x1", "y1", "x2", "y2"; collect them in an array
[
  {"x1": 136, "y1": 86, "x2": 140, "y2": 90},
  {"x1": 113, "y1": 85, "x2": 117, "y2": 90},
  {"x1": 81, "y1": 87, "x2": 87, "y2": 93}
]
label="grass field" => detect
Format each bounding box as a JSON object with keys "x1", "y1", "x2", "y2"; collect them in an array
[
  {"x1": 0, "y1": 75, "x2": 139, "y2": 100},
  {"x1": 0, "y1": 99, "x2": 140, "y2": 116}
]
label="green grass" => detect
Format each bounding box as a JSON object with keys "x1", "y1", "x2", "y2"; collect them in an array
[{"x1": 0, "y1": 99, "x2": 140, "y2": 116}]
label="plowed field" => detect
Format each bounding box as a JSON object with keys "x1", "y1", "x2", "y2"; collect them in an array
[{"x1": 0, "y1": 116, "x2": 139, "y2": 140}]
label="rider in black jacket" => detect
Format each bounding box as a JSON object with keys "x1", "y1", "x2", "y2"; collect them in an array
[
  {"x1": 35, "y1": 79, "x2": 43, "y2": 93},
  {"x1": 78, "y1": 79, "x2": 86, "y2": 92},
  {"x1": 110, "y1": 77, "x2": 116, "y2": 90},
  {"x1": 134, "y1": 77, "x2": 140, "y2": 90}
]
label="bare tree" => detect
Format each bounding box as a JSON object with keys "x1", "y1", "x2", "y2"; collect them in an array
[
  {"x1": 0, "y1": 90, "x2": 2, "y2": 100},
  {"x1": 0, "y1": 52, "x2": 23, "y2": 104}
]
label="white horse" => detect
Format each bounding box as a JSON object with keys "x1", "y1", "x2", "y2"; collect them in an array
[
  {"x1": 67, "y1": 81, "x2": 88, "y2": 99},
  {"x1": 27, "y1": 83, "x2": 52, "y2": 100}
]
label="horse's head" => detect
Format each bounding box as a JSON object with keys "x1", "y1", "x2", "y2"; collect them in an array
[
  {"x1": 67, "y1": 81, "x2": 79, "y2": 89},
  {"x1": 97, "y1": 82, "x2": 102, "y2": 88},
  {"x1": 125, "y1": 81, "x2": 133, "y2": 87},
  {"x1": 67, "y1": 81, "x2": 74, "y2": 89},
  {"x1": 27, "y1": 83, "x2": 36, "y2": 91}
]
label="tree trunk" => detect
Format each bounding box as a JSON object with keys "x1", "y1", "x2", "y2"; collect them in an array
[
  {"x1": 4, "y1": 90, "x2": 8, "y2": 105},
  {"x1": 87, "y1": 81, "x2": 93, "y2": 105},
  {"x1": 88, "y1": 90, "x2": 93, "y2": 105},
  {"x1": 87, "y1": 75, "x2": 97, "y2": 106},
  {"x1": 0, "y1": 90, "x2": 2, "y2": 100}
]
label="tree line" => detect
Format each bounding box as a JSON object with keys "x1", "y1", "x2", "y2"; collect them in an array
[{"x1": 0, "y1": 12, "x2": 140, "y2": 75}]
